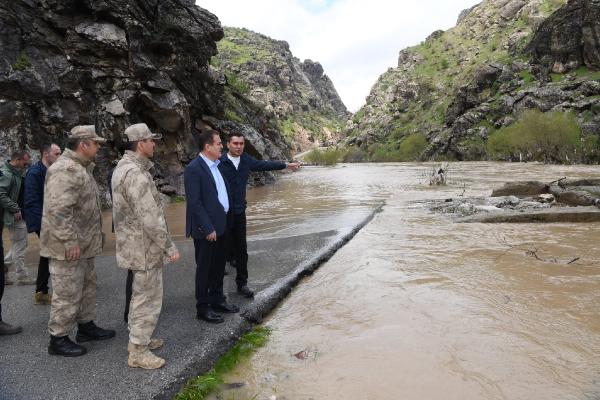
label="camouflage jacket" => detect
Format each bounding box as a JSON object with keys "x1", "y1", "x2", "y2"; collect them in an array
[
  {"x1": 40, "y1": 149, "x2": 103, "y2": 260},
  {"x1": 111, "y1": 151, "x2": 176, "y2": 271}
]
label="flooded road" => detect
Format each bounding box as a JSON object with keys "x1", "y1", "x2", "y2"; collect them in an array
[{"x1": 204, "y1": 162, "x2": 600, "y2": 400}]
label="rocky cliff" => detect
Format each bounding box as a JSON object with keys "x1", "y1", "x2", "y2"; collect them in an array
[
  {"x1": 348, "y1": 0, "x2": 600, "y2": 162},
  {"x1": 0, "y1": 0, "x2": 297, "y2": 203},
  {"x1": 214, "y1": 27, "x2": 349, "y2": 153}
]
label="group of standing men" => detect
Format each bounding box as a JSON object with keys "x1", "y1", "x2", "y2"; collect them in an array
[
  {"x1": 0, "y1": 122, "x2": 299, "y2": 370},
  {"x1": 0, "y1": 143, "x2": 61, "y2": 335}
]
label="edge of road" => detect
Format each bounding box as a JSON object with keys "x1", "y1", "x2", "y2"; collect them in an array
[{"x1": 153, "y1": 202, "x2": 384, "y2": 400}]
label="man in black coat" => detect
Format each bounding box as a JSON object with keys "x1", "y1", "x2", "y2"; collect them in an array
[
  {"x1": 24, "y1": 143, "x2": 61, "y2": 305},
  {"x1": 184, "y1": 129, "x2": 237, "y2": 323},
  {"x1": 218, "y1": 133, "x2": 300, "y2": 298}
]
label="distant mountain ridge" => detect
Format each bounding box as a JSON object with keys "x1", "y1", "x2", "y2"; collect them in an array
[
  {"x1": 214, "y1": 27, "x2": 349, "y2": 153},
  {"x1": 347, "y1": 0, "x2": 600, "y2": 162}
]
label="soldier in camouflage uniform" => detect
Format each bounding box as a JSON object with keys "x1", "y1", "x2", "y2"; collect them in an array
[
  {"x1": 112, "y1": 123, "x2": 179, "y2": 370},
  {"x1": 41, "y1": 125, "x2": 116, "y2": 357}
]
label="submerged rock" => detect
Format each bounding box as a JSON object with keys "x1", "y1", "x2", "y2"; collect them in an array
[{"x1": 491, "y1": 181, "x2": 549, "y2": 197}]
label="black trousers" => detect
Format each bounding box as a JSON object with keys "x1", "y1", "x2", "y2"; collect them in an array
[
  {"x1": 193, "y1": 229, "x2": 229, "y2": 312},
  {"x1": 228, "y1": 212, "x2": 249, "y2": 288},
  {"x1": 34, "y1": 231, "x2": 50, "y2": 294},
  {"x1": 124, "y1": 270, "x2": 133, "y2": 321},
  {"x1": 0, "y1": 221, "x2": 4, "y2": 321}
]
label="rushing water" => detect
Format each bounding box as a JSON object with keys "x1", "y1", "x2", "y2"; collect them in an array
[{"x1": 204, "y1": 162, "x2": 600, "y2": 400}]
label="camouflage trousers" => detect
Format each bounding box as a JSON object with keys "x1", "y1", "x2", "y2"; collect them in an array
[
  {"x1": 48, "y1": 258, "x2": 97, "y2": 337},
  {"x1": 128, "y1": 267, "x2": 163, "y2": 346}
]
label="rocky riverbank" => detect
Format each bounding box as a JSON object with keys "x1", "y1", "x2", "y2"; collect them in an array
[{"x1": 430, "y1": 177, "x2": 600, "y2": 222}]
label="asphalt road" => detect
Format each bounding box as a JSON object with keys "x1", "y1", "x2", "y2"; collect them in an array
[{"x1": 0, "y1": 206, "x2": 378, "y2": 400}]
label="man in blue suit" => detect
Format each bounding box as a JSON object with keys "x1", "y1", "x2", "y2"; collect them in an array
[
  {"x1": 24, "y1": 143, "x2": 61, "y2": 305},
  {"x1": 219, "y1": 133, "x2": 300, "y2": 298},
  {"x1": 184, "y1": 129, "x2": 238, "y2": 323}
]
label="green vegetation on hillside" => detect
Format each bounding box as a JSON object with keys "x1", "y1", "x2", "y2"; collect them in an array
[
  {"x1": 279, "y1": 111, "x2": 343, "y2": 145},
  {"x1": 350, "y1": 0, "x2": 571, "y2": 161},
  {"x1": 486, "y1": 109, "x2": 586, "y2": 163},
  {"x1": 13, "y1": 51, "x2": 31, "y2": 71}
]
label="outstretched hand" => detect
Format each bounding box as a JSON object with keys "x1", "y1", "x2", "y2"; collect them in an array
[{"x1": 287, "y1": 162, "x2": 301, "y2": 171}]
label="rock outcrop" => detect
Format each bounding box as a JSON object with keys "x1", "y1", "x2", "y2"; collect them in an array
[
  {"x1": 1, "y1": 1, "x2": 326, "y2": 203},
  {"x1": 527, "y1": 0, "x2": 600, "y2": 72},
  {"x1": 0, "y1": 0, "x2": 229, "y2": 201},
  {"x1": 215, "y1": 27, "x2": 349, "y2": 153}
]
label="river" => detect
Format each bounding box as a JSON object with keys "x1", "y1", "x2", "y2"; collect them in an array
[{"x1": 204, "y1": 162, "x2": 600, "y2": 400}]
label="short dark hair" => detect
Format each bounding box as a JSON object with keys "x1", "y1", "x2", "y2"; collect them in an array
[
  {"x1": 40, "y1": 143, "x2": 59, "y2": 156},
  {"x1": 40, "y1": 143, "x2": 52, "y2": 156},
  {"x1": 127, "y1": 141, "x2": 139, "y2": 152},
  {"x1": 11, "y1": 150, "x2": 30, "y2": 161},
  {"x1": 66, "y1": 138, "x2": 82, "y2": 151},
  {"x1": 197, "y1": 129, "x2": 220, "y2": 151},
  {"x1": 228, "y1": 132, "x2": 245, "y2": 142}
]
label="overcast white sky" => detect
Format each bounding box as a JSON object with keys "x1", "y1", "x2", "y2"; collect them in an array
[{"x1": 197, "y1": 0, "x2": 479, "y2": 112}]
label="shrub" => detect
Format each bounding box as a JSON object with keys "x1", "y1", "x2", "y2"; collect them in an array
[
  {"x1": 581, "y1": 135, "x2": 600, "y2": 163},
  {"x1": 368, "y1": 134, "x2": 427, "y2": 162},
  {"x1": 13, "y1": 51, "x2": 31, "y2": 71},
  {"x1": 398, "y1": 133, "x2": 428, "y2": 160},
  {"x1": 352, "y1": 108, "x2": 366, "y2": 124},
  {"x1": 486, "y1": 109, "x2": 581, "y2": 163},
  {"x1": 224, "y1": 71, "x2": 249, "y2": 94},
  {"x1": 342, "y1": 146, "x2": 368, "y2": 162},
  {"x1": 304, "y1": 148, "x2": 343, "y2": 166},
  {"x1": 519, "y1": 70, "x2": 534, "y2": 83}
]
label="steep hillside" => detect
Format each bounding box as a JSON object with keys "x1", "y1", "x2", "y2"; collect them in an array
[
  {"x1": 214, "y1": 27, "x2": 349, "y2": 153},
  {"x1": 348, "y1": 0, "x2": 600, "y2": 162}
]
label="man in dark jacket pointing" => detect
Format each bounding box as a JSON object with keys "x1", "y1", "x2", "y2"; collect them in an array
[{"x1": 218, "y1": 133, "x2": 300, "y2": 298}]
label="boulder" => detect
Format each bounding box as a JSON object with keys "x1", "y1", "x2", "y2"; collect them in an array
[
  {"x1": 526, "y1": 0, "x2": 600, "y2": 71},
  {"x1": 548, "y1": 185, "x2": 598, "y2": 206},
  {"x1": 0, "y1": 0, "x2": 226, "y2": 198},
  {"x1": 491, "y1": 181, "x2": 549, "y2": 197}
]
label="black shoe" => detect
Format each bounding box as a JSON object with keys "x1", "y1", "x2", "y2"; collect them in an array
[
  {"x1": 0, "y1": 321, "x2": 23, "y2": 335},
  {"x1": 196, "y1": 309, "x2": 224, "y2": 324},
  {"x1": 48, "y1": 335, "x2": 87, "y2": 357},
  {"x1": 76, "y1": 321, "x2": 116, "y2": 342},
  {"x1": 237, "y1": 285, "x2": 254, "y2": 298},
  {"x1": 211, "y1": 301, "x2": 239, "y2": 313}
]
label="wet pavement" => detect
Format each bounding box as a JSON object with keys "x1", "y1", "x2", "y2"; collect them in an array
[{"x1": 0, "y1": 174, "x2": 380, "y2": 400}]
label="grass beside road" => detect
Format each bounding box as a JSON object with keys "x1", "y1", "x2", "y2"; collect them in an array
[{"x1": 175, "y1": 326, "x2": 271, "y2": 400}]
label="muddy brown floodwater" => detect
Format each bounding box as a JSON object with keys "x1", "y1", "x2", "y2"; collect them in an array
[{"x1": 204, "y1": 162, "x2": 600, "y2": 400}]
